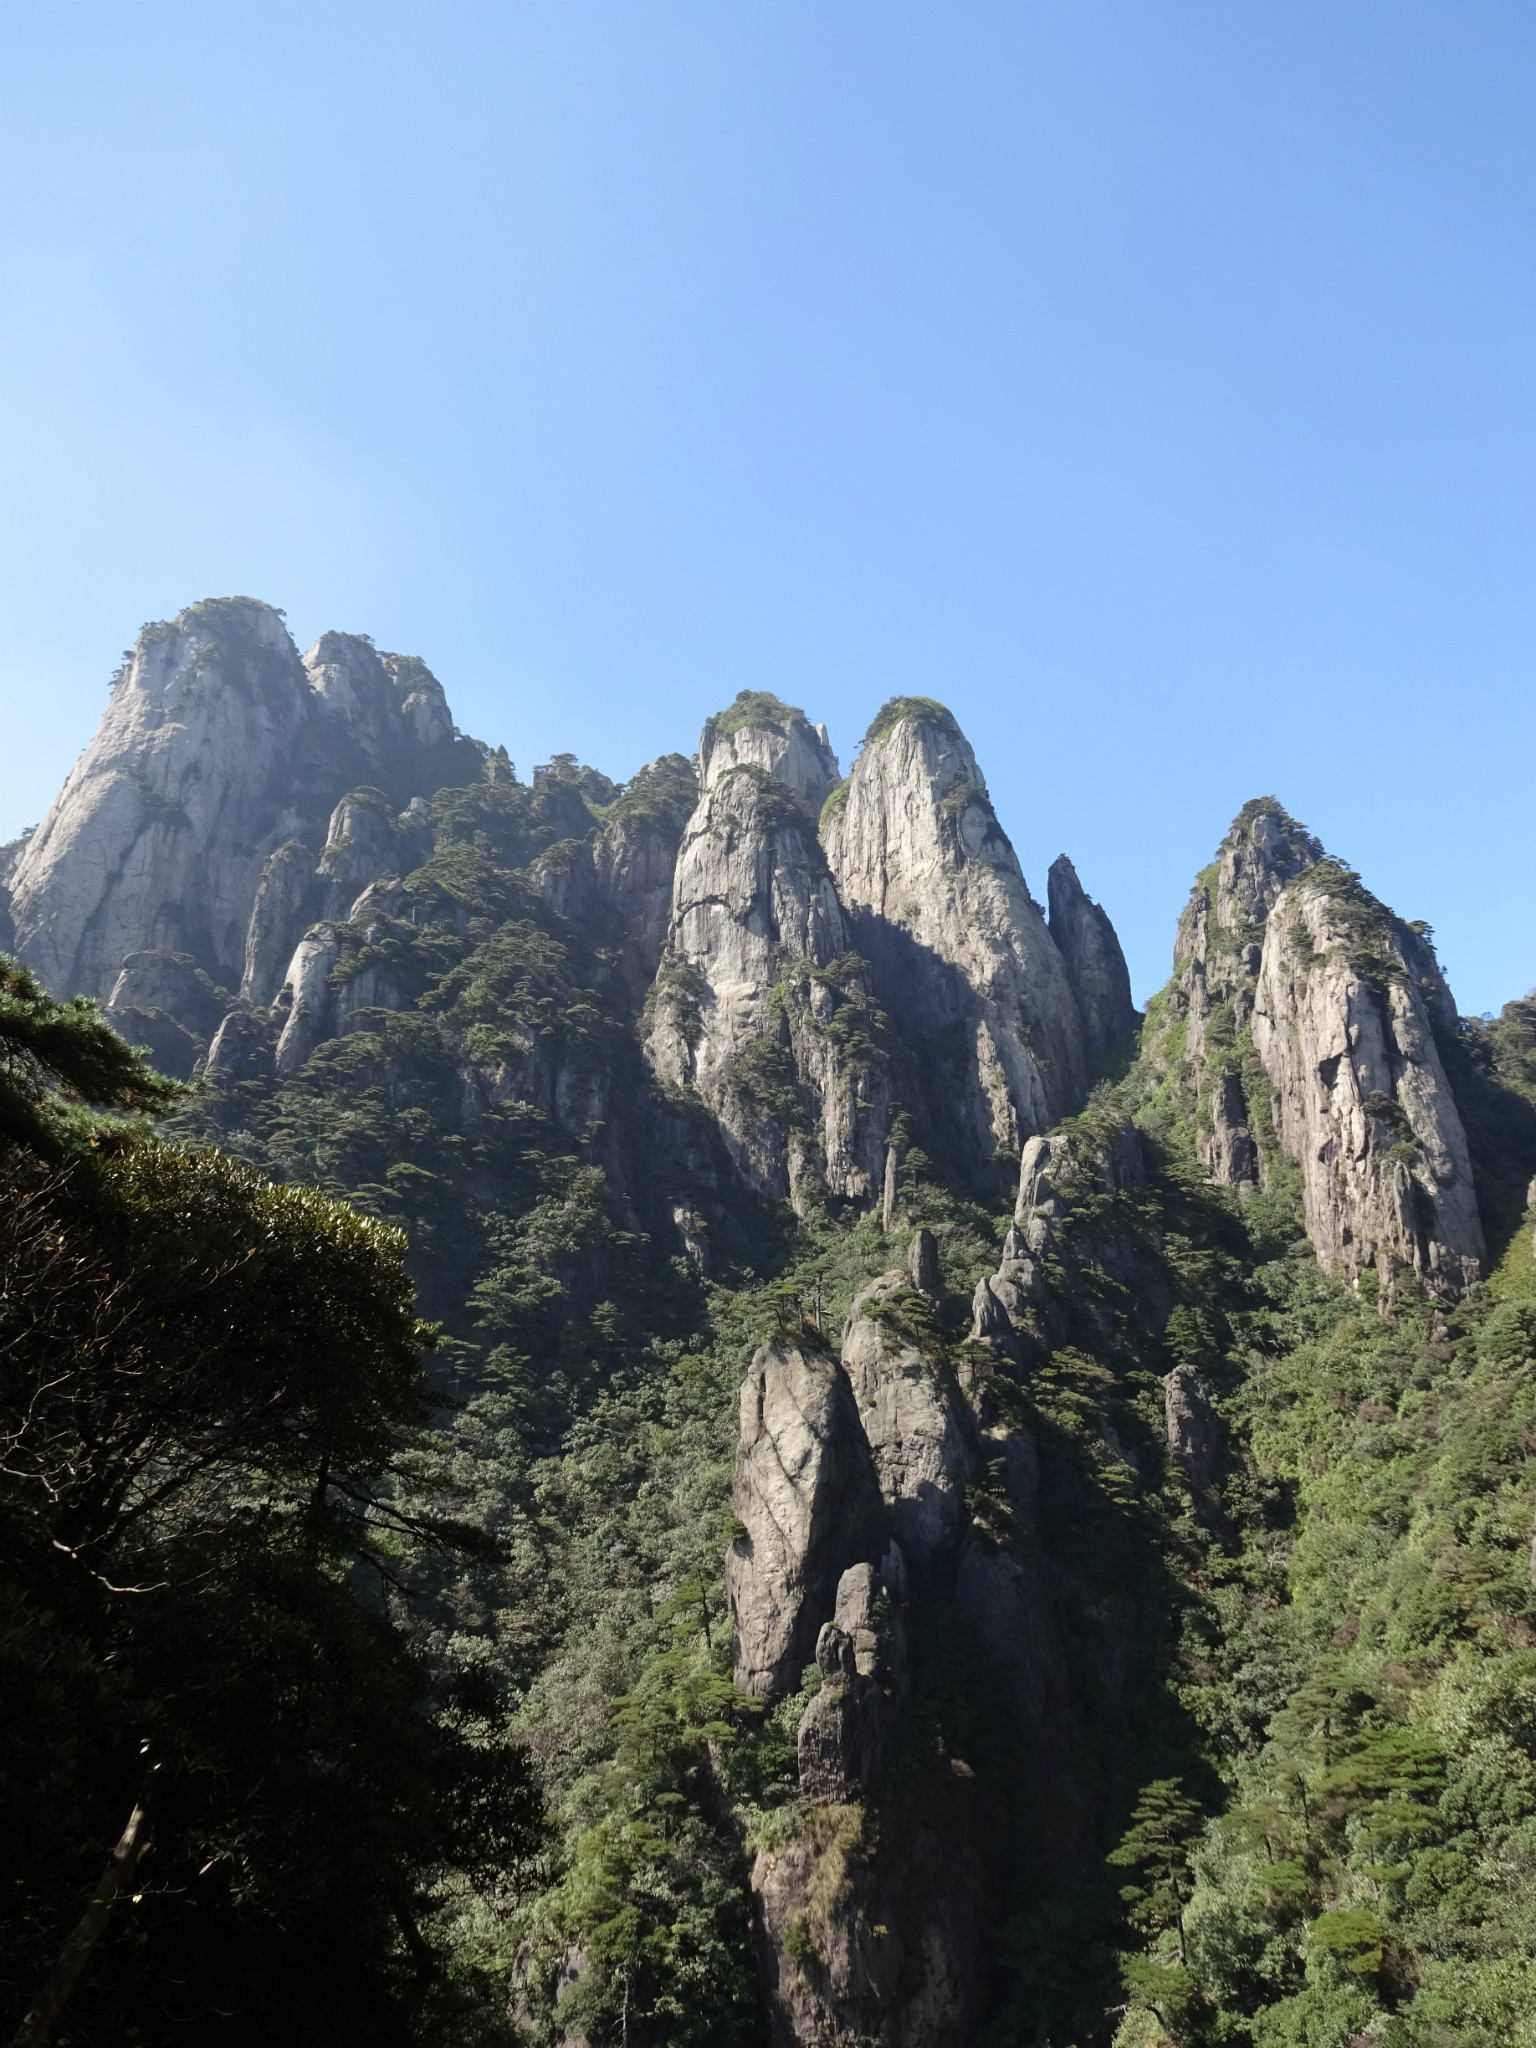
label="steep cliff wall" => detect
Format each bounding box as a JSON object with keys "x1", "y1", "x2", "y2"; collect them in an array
[
  {"x1": 646, "y1": 702, "x2": 891, "y2": 1213},
  {"x1": 1047, "y1": 854, "x2": 1139, "y2": 1061},
  {"x1": 1253, "y1": 864, "x2": 1485, "y2": 1297},
  {"x1": 6, "y1": 599, "x2": 477, "y2": 1012},
  {"x1": 1140, "y1": 798, "x2": 1485, "y2": 1298},
  {"x1": 822, "y1": 698, "x2": 1090, "y2": 1168}
]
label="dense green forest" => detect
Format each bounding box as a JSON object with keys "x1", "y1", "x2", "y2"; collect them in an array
[{"x1": 4, "y1": 742, "x2": 1536, "y2": 2048}]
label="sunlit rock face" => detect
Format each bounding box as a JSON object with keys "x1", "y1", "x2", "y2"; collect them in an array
[
  {"x1": 1253, "y1": 868, "x2": 1485, "y2": 1298},
  {"x1": 646, "y1": 699, "x2": 889, "y2": 1213},
  {"x1": 6, "y1": 599, "x2": 474, "y2": 1009},
  {"x1": 822, "y1": 699, "x2": 1091, "y2": 1167}
]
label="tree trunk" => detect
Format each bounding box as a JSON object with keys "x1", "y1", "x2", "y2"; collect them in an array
[{"x1": 9, "y1": 1768, "x2": 159, "y2": 2048}]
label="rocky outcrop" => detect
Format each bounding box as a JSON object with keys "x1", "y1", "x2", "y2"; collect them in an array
[
  {"x1": 1144, "y1": 799, "x2": 1323, "y2": 1195},
  {"x1": 9, "y1": 602, "x2": 319, "y2": 1003},
  {"x1": 1252, "y1": 867, "x2": 1485, "y2": 1297},
  {"x1": 204, "y1": 1008, "x2": 274, "y2": 1080},
  {"x1": 751, "y1": 1808, "x2": 982, "y2": 2048},
  {"x1": 822, "y1": 700, "x2": 1090, "y2": 1167},
  {"x1": 699, "y1": 694, "x2": 840, "y2": 812},
  {"x1": 646, "y1": 709, "x2": 890, "y2": 1212},
  {"x1": 796, "y1": 1547, "x2": 911, "y2": 1804},
  {"x1": 591, "y1": 754, "x2": 698, "y2": 1005},
  {"x1": 102, "y1": 948, "x2": 230, "y2": 1078},
  {"x1": 841, "y1": 1266, "x2": 979, "y2": 1574},
  {"x1": 726, "y1": 1335, "x2": 887, "y2": 1699},
  {"x1": 1164, "y1": 1363, "x2": 1224, "y2": 1488},
  {"x1": 969, "y1": 1110, "x2": 1148, "y2": 1363},
  {"x1": 273, "y1": 925, "x2": 342, "y2": 1076},
  {"x1": 1047, "y1": 855, "x2": 1139, "y2": 1061},
  {"x1": 241, "y1": 841, "x2": 321, "y2": 1004},
  {"x1": 1144, "y1": 801, "x2": 1486, "y2": 1297},
  {"x1": 6, "y1": 599, "x2": 474, "y2": 1012},
  {"x1": 303, "y1": 634, "x2": 457, "y2": 773}
]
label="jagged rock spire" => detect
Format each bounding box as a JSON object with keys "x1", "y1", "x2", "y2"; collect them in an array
[
  {"x1": 822, "y1": 696, "x2": 1090, "y2": 1161},
  {"x1": 646, "y1": 699, "x2": 888, "y2": 1214},
  {"x1": 5, "y1": 598, "x2": 473, "y2": 1006},
  {"x1": 1146, "y1": 797, "x2": 1485, "y2": 1298},
  {"x1": 1047, "y1": 854, "x2": 1139, "y2": 1059}
]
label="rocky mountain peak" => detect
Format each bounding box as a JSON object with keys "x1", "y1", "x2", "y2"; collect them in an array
[
  {"x1": 698, "y1": 690, "x2": 840, "y2": 812},
  {"x1": 1142, "y1": 799, "x2": 1486, "y2": 1298},
  {"x1": 823, "y1": 695, "x2": 1090, "y2": 1164},
  {"x1": 5, "y1": 599, "x2": 317, "y2": 1001},
  {"x1": 1209, "y1": 795, "x2": 1324, "y2": 937},
  {"x1": 4, "y1": 595, "x2": 482, "y2": 1028},
  {"x1": 1253, "y1": 862, "x2": 1486, "y2": 1297},
  {"x1": 304, "y1": 633, "x2": 457, "y2": 769},
  {"x1": 1047, "y1": 854, "x2": 1140, "y2": 1059}
]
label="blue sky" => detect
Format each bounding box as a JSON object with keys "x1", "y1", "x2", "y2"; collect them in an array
[{"x1": 2, "y1": 1, "x2": 1532, "y2": 1010}]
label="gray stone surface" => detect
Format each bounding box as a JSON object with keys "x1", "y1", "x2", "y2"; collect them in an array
[
  {"x1": 1164, "y1": 1362, "x2": 1225, "y2": 1489},
  {"x1": 646, "y1": 725, "x2": 886, "y2": 1212},
  {"x1": 725, "y1": 1336, "x2": 886, "y2": 1699},
  {"x1": 822, "y1": 702, "x2": 1088, "y2": 1161},
  {"x1": 841, "y1": 1272, "x2": 980, "y2": 1573},
  {"x1": 796, "y1": 1545, "x2": 911, "y2": 1805},
  {"x1": 1047, "y1": 854, "x2": 1139, "y2": 1059},
  {"x1": 1253, "y1": 877, "x2": 1485, "y2": 1298}
]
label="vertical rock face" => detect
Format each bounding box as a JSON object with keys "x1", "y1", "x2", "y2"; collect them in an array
[
  {"x1": 1150, "y1": 797, "x2": 1324, "y2": 1196},
  {"x1": 1047, "y1": 855, "x2": 1139, "y2": 1060},
  {"x1": 1253, "y1": 867, "x2": 1485, "y2": 1297},
  {"x1": 725, "y1": 1335, "x2": 887, "y2": 1700},
  {"x1": 1164, "y1": 1363, "x2": 1224, "y2": 1488},
  {"x1": 646, "y1": 706, "x2": 889, "y2": 1211},
  {"x1": 822, "y1": 699, "x2": 1089, "y2": 1165},
  {"x1": 303, "y1": 634, "x2": 457, "y2": 768},
  {"x1": 273, "y1": 925, "x2": 342, "y2": 1076},
  {"x1": 6, "y1": 599, "x2": 476, "y2": 1011},
  {"x1": 840, "y1": 1268, "x2": 980, "y2": 1573},
  {"x1": 1147, "y1": 799, "x2": 1486, "y2": 1298},
  {"x1": 796, "y1": 1547, "x2": 911, "y2": 1805},
  {"x1": 7, "y1": 601, "x2": 318, "y2": 1001},
  {"x1": 241, "y1": 841, "x2": 321, "y2": 1003},
  {"x1": 591, "y1": 753, "x2": 699, "y2": 1006}
]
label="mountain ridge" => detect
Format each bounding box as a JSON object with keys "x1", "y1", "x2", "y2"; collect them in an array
[{"x1": 4, "y1": 593, "x2": 1536, "y2": 2048}]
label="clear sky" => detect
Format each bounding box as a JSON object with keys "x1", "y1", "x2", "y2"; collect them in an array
[{"x1": 2, "y1": 2, "x2": 1532, "y2": 1011}]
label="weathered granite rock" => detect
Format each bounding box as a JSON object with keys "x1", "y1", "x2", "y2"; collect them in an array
[
  {"x1": 317, "y1": 787, "x2": 408, "y2": 920},
  {"x1": 273, "y1": 924, "x2": 342, "y2": 1076},
  {"x1": 797, "y1": 1546, "x2": 911, "y2": 1804},
  {"x1": 103, "y1": 948, "x2": 230, "y2": 1078},
  {"x1": 592, "y1": 754, "x2": 698, "y2": 1006},
  {"x1": 303, "y1": 633, "x2": 456, "y2": 765},
  {"x1": 1144, "y1": 799, "x2": 1323, "y2": 1194},
  {"x1": 699, "y1": 693, "x2": 840, "y2": 813},
  {"x1": 204, "y1": 1008, "x2": 274, "y2": 1080},
  {"x1": 1047, "y1": 855, "x2": 1139, "y2": 1060},
  {"x1": 751, "y1": 1811, "x2": 981, "y2": 2048},
  {"x1": 8, "y1": 599, "x2": 474, "y2": 1014},
  {"x1": 1164, "y1": 1362, "x2": 1225, "y2": 1488},
  {"x1": 822, "y1": 700, "x2": 1087, "y2": 1164},
  {"x1": 726, "y1": 1336, "x2": 887, "y2": 1699},
  {"x1": 9, "y1": 602, "x2": 318, "y2": 1002},
  {"x1": 969, "y1": 1110, "x2": 1148, "y2": 1360},
  {"x1": 647, "y1": 720, "x2": 888, "y2": 1212},
  {"x1": 1252, "y1": 869, "x2": 1485, "y2": 1297},
  {"x1": 906, "y1": 1226, "x2": 940, "y2": 1300},
  {"x1": 241, "y1": 841, "x2": 321, "y2": 1003},
  {"x1": 842, "y1": 1272, "x2": 980, "y2": 1574}
]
